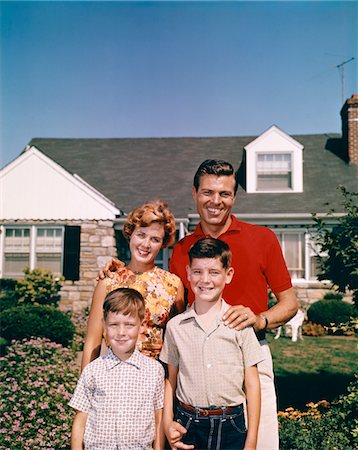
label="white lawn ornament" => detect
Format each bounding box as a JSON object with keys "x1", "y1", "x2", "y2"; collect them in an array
[{"x1": 274, "y1": 309, "x2": 305, "y2": 342}]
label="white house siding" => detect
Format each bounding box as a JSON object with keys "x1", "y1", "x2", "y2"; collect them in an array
[
  {"x1": 0, "y1": 147, "x2": 119, "y2": 220},
  {"x1": 0, "y1": 147, "x2": 120, "y2": 310}
]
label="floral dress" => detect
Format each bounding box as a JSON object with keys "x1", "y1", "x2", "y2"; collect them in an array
[{"x1": 105, "y1": 261, "x2": 181, "y2": 359}]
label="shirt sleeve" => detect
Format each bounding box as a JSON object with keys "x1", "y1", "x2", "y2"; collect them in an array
[
  {"x1": 153, "y1": 364, "x2": 165, "y2": 410},
  {"x1": 69, "y1": 366, "x2": 94, "y2": 413},
  {"x1": 239, "y1": 327, "x2": 264, "y2": 369},
  {"x1": 159, "y1": 320, "x2": 179, "y2": 367}
]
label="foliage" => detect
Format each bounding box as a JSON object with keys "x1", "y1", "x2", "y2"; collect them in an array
[
  {"x1": 313, "y1": 186, "x2": 358, "y2": 307},
  {"x1": 0, "y1": 279, "x2": 19, "y2": 312},
  {"x1": 15, "y1": 267, "x2": 64, "y2": 307},
  {"x1": 307, "y1": 299, "x2": 357, "y2": 327},
  {"x1": 65, "y1": 307, "x2": 89, "y2": 352},
  {"x1": 278, "y1": 377, "x2": 358, "y2": 449},
  {"x1": 323, "y1": 291, "x2": 344, "y2": 301},
  {"x1": 0, "y1": 337, "x2": 78, "y2": 450},
  {"x1": 325, "y1": 317, "x2": 358, "y2": 336},
  {"x1": 302, "y1": 321, "x2": 327, "y2": 337},
  {"x1": 1, "y1": 305, "x2": 75, "y2": 347}
]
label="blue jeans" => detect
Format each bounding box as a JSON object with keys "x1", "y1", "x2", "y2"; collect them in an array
[{"x1": 175, "y1": 403, "x2": 247, "y2": 450}]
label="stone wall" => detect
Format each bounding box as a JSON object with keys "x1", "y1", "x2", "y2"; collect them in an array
[{"x1": 60, "y1": 220, "x2": 117, "y2": 311}]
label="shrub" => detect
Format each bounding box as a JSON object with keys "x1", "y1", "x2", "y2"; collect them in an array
[
  {"x1": 323, "y1": 291, "x2": 344, "y2": 301},
  {"x1": 0, "y1": 279, "x2": 19, "y2": 312},
  {"x1": 15, "y1": 267, "x2": 63, "y2": 307},
  {"x1": 65, "y1": 307, "x2": 89, "y2": 352},
  {"x1": 278, "y1": 377, "x2": 358, "y2": 449},
  {"x1": 1, "y1": 305, "x2": 75, "y2": 347},
  {"x1": 307, "y1": 299, "x2": 357, "y2": 327},
  {"x1": 302, "y1": 321, "x2": 327, "y2": 337},
  {"x1": 326, "y1": 317, "x2": 358, "y2": 336},
  {"x1": 0, "y1": 337, "x2": 79, "y2": 449}
]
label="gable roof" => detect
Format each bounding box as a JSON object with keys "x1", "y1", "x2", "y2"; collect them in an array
[
  {"x1": 27, "y1": 133, "x2": 357, "y2": 218},
  {"x1": 0, "y1": 146, "x2": 120, "y2": 220}
]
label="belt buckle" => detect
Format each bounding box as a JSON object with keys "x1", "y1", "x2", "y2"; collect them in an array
[{"x1": 200, "y1": 408, "x2": 210, "y2": 416}]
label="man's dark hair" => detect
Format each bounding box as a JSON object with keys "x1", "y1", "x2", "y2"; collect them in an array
[
  {"x1": 193, "y1": 159, "x2": 239, "y2": 194},
  {"x1": 189, "y1": 238, "x2": 232, "y2": 270}
]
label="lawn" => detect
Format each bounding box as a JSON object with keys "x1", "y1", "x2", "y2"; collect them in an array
[{"x1": 268, "y1": 333, "x2": 357, "y2": 410}]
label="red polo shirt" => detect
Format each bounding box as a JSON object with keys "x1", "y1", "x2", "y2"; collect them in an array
[{"x1": 170, "y1": 216, "x2": 292, "y2": 314}]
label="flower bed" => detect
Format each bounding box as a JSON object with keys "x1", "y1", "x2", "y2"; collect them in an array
[{"x1": 0, "y1": 338, "x2": 79, "y2": 449}]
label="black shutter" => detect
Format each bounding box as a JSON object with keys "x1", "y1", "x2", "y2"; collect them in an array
[{"x1": 63, "y1": 225, "x2": 81, "y2": 281}]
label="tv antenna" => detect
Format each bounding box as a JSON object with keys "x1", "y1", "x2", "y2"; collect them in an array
[{"x1": 336, "y1": 57, "x2": 355, "y2": 104}]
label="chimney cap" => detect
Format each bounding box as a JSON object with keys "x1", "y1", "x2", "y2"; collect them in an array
[{"x1": 347, "y1": 94, "x2": 358, "y2": 104}]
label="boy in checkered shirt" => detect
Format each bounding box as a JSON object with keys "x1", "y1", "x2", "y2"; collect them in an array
[{"x1": 70, "y1": 287, "x2": 164, "y2": 450}]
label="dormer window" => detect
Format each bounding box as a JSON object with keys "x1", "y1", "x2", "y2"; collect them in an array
[
  {"x1": 257, "y1": 153, "x2": 292, "y2": 190},
  {"x1": 245, "y1": 125, "x2": 303, "y2": 193}
]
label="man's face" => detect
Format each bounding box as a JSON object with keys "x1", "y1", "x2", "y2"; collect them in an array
[
  {"x1": 187, "y1": 257, "x2": 234, "y2": 304},
  {"x1": 103, "y1": 311, "x2": 142, "y2": 360},
  {"x1": 192, "y1": 175, "x2": 236, "y2": 230}
]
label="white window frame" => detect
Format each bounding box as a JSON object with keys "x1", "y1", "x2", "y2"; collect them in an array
[
  {"x1": 274, "y1": 229, "x2": 305, "y2": 281},
  {"x1": 305, "y1": 232, "x2": 329, "y2": 281},
  {"x1": 256, "y1": 152, "x2": 293, "y2": 191},
  {"x1": 0, "y1": 225, "x2": 65, "y2": 278}
]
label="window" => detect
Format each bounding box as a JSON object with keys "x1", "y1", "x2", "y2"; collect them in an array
[
  {"x1": 257, "y1": 153, "x2": 292, "y2": 190},
  {"x1": 307, "y1": 238, "x2": 328, "y2": 281},
  {"x1": 275, "y1": 231, "x2": 304, "y2": 279},
  {"x1": 36, "y1": 228, "x2": 63, "y2": 274},
  {"x1": 4, "y1": 228, "x2": 31, "y2": 278},
  {"x1": 2, "y1": 225, "x2": 80, "y2": 280}
]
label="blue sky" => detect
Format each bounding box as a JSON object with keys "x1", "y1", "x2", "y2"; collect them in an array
[{"x1": 1, "y1": 1, "x2": 357, "y2": 167}]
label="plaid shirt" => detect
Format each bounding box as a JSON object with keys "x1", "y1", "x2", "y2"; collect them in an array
[{"x1": 69, "y1": 348, "x2": 164, "y2": 450}]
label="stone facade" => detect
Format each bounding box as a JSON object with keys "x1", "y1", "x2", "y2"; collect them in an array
[{"x1": 60, "y1": 220, "x2": 117, "y2": 311}]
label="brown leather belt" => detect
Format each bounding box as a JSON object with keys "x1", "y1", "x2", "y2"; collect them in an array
[{"x1": 179, "y1": 401, "x2": 238, "y2": 416}]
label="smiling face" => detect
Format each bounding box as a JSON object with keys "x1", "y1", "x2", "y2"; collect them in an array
[
  {"x1": 192, "y1": 174, "x2": 236, "y2": 237},
  {"x1": 129, "y1": 222, "x2": 165, "y2": 270},
  {"x1": 103, "y1": 311, "x2": 142, "y2": 360},
  {"x1": 187, "y1": 257, "x2": 234, "y2": 305}
]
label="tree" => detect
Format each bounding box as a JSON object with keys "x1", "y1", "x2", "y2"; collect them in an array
[{"x1": 313, "y1": 186, "x2": 358, "y2": 308}]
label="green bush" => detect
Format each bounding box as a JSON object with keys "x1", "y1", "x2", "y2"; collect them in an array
[
  {"x1": 323, "y1": 291, "x2": 344, "y2": 301},
  {"x1": 15, "y1": 267, "x2": 63, "y2": 307},
  {"x1": 307, "y1": 299, "x2": 357, "y2": 327},
  {"x1": 0, "y1": 305, "x2": 75, "y2": 346},
  {"x1": 0, "y1": 337, "x2": 78, "y2": 449},
  {"x1": 279, "y1": 377, "x2": 358, "y2": 449},
  {"x1": 0, "y1": 278, "x2": 19, "y2": 312}
]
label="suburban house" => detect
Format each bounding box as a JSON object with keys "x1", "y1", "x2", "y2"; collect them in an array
[{"x1": 1, "y1": 95, "x2": 357, "y2": 310}]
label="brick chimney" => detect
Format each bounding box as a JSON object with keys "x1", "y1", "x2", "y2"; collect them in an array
[{"x1": 341, "y1": 94, "x2": 358, "y2": 168}]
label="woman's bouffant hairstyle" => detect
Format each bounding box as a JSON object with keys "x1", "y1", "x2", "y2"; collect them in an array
[{"x1": 123, "y1": 200, "x2": 176, "y2": 248}]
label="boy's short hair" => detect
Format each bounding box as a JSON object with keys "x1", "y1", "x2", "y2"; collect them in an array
[
  {"x1": 189, "y1": 238, "x2": 232, "y2": 270},
  {"x1": 103, "y1": 288, "x2": 145, "y2": 321},
  {"x1": 193, "y1": 159, "x2": 239, "y2": 194}
]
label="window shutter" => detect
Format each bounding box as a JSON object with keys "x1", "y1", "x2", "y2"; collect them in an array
[{"x1": 63, "y1": 226, "x2": 81, "y2": 281}]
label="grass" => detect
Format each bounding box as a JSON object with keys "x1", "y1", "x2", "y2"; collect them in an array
[
  {"x1": 268, "y1": 333, "x2": 357, "y2": 375},
  {"x1": 267, "y1": 333, "x2": 357, "y2": 410}
]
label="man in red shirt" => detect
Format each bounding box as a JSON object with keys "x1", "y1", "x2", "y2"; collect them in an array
[{"x1": 169, "y1": 159, "x2": 298, "y2": 450}]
